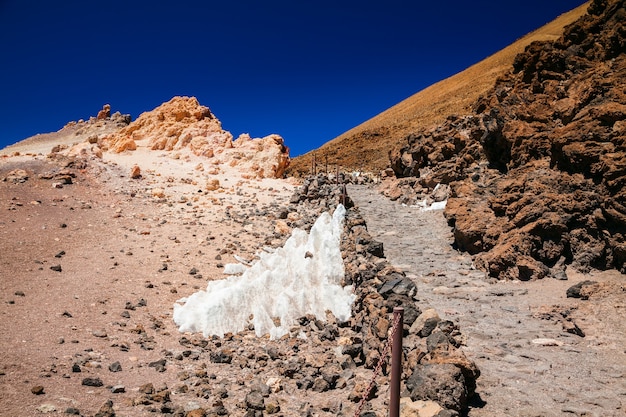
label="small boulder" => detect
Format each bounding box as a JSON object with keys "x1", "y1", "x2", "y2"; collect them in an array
[
  {"x1": 130, "y1": 165, "x2": 141, "y2": 179},
  {"x1": 406, "y1": 363, "x2": 468, "y2": 412},
  {"x1": 410, "y1": 309, "x2": 441, "y2": 337},
  {"x1": 566, "y1": 280, "x2": 598, "y2": 299}
]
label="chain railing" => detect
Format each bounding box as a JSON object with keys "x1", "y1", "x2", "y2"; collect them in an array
[{"x1": 354, "y1": 307, "x2": 404, "y2": 417}]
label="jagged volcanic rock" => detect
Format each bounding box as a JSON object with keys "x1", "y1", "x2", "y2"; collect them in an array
[
  {"x1": 103, "y1": 96, "x2": 290, "y2": 178},
  {"x1": 389, "y1": 0, "x2": 626, "y2": 280}
]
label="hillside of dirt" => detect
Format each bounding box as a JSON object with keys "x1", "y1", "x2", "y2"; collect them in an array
[
  {"x1": 287, "y1": 2, "x2": 590, "y2": 176},
  {"x1": 1, "y1": 99, "x2": 481, "y2": 416}
]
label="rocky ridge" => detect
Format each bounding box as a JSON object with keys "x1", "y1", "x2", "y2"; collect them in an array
[
  {"x1": 389, "y1": 0, "x2": 626, "y2": 280},
  {"x1": 2, "y1": 96, "x2": 290, "y2": 181},
  {"x1": 102, "y1": 96, "x2": 290, "y2": 179}
]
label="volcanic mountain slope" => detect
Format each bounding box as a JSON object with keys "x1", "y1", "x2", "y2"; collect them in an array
[
  {"x1": 389, "y1": 0, "x2": 626, "y2": 280},
  {"x1": 287, "y1": 1, "x2": 590, "y2": 176}
]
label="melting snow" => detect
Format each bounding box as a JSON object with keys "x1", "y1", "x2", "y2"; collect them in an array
[{"x1": 173, "y1": 204, "x2": 355, "y2": 340}]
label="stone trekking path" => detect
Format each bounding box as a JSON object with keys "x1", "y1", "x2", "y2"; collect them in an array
[{"x1": 348, "y1": 184, "x2": 625, "y2": 417}]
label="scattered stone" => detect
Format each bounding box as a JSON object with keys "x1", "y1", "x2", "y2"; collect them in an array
[
  {"x1": 111, "y1": 385, "x2": 125, "y2": 393},
  {"x1": 92, "y1": 329, "x2": 108, "y2": 338},
  {"x1": 139, "y1": 383, "x2": 155, "y2": 394},
  {"x1": 109, "y1": 361, "x2": 122, "y2": 372},
  {"x1": 186, "y1": 408, "x2": 207, "y2": 417},
  {"x1": 4, "y1": 169, "x2": 29, "y2": 183},
  {"x1": 31, "y1": 385, "x2": 45, "y2": 395},
  {"x1": 406, "y1": 363, "x2": 468, "y2": 412},
  {"x1": 50, "y1": 265, "x2": 62, "y2": 272},
  {"x1": 410, "y1": 309, "x2": 441, "y2": 337},
  {"x1": 210, "y1": 350, "x2": 232, "y2": 364},
  {"x1": 399, "y1": 398, "x2": 444, "y2": 417},
  {"x1": 566, "y1": 280, "x2": 598, "y2": 300},
  {"x1": 81, "y1": 377, "x2": 104, "y2": 387},
  {"x1": 149, "y1": 358, "x2": 167, "y2": 372},
  {"x1": 65, "y1": 407, "x2": 81, "y2": 415},
  {"x1": 14, "y1": 291, "x2": 25, "y2": 297},
  {"x1": 265, "y1": 401, "x2": 281, "y2": 414},
  {"x1": 36, "y1": 404, "x2": 56, "y2": 413},
  {"x1": 94, "y1": 399, "x2": 115, "y2": 417},
  {"x1": 130, "y1": 165, "x2": 141, "y2": 179},
  {"x1": 562, "y1": 320, "x2": 585, "y2": 337},
  {"x1": 245, "y1": 390, "x2": 265, "y2": 410},
  {"x1": 206, "y1": 179, "x2": 221, "y2": 191},
  {"x1": 531, "y1": 338, "x2": 564, "y2": 347}
]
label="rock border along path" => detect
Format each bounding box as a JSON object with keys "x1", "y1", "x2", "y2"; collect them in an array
[{"x1": 348, "y1": 184, "x2": 625, "y2": 417}]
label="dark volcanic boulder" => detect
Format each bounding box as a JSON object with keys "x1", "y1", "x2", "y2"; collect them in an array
[{"x1": 406, "y1": 363, "x2": 468, "y2": 412}]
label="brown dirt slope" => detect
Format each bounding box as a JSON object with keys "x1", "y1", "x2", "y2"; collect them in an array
[{"x1": 287, "y1": 2, "x2": 590, "y2": 176}]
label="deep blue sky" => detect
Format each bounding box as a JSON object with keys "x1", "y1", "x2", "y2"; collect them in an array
[{"x1": 0, "y1": 0, "x2": 586, "y2": 157}]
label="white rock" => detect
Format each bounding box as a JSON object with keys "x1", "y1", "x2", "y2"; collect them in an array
[{"x1": 532, "y1": 338, "x2": 564, "y2": 346}]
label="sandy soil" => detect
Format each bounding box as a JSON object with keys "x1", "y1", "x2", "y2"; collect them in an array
[{"x1": 0, "y1": 148, "x2": 302, "y2": 416}]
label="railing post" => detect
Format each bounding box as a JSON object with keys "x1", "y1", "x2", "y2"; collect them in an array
[{"x1": 390, "y1": 307, "x2": 404, "y2": 417}]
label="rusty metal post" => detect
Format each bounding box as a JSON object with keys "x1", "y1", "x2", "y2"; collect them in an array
[
  {"x1": 342, "y1": 184, "x2": 347, "y2": 206},
  {"x1": 390, "y1": 307, "x2": 404, "y2": 417},
  {"x1": 336, "y1": 166, "x2": 339, "y2": 185}
]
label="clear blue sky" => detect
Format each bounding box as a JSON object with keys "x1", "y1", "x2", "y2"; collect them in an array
[{"x1": 0, "y1": 0, "x2": 586, "y2": 157}]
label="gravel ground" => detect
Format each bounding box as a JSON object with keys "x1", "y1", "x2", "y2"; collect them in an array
[{"x1": 348, "y1": 184, "x2": 626, "y2": 417}]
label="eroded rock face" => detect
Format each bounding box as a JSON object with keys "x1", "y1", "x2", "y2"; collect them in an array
[
  {"x1": 103, "y1": 96, "x2": 290, "y2": 178},
  {"x1": 389, "y1": 0, "x2": 626, "y2": 279}
]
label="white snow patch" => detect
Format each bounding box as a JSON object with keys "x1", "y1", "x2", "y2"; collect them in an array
[
  {"x1": 173, "y1": 204, "x2": 355, "y2": 340},
  {"x1": 223, "y1": 263, "x2": 248, "y2": 275},
  {"x1": 420, "y1": 199, "x2": 447, "y2": 211}
]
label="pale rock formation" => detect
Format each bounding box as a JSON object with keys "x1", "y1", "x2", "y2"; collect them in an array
[
  {"x1": 66, "y1": 142, "x2": 103, "y2": 160},
  {"x1": 399, "y1": 398, "x2": 443, "y2": 417},
  {"x1": 103, "y1": 96, "x2": 290, "y2": 178}
]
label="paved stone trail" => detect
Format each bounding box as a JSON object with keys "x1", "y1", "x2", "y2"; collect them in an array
[{"x1": 348, "y1": 184, "x2": 625, "y2": 417}]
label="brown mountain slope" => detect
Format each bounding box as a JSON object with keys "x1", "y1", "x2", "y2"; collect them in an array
[
  {"x1": 389, "y1": 0, "x2": 626, "y2": 280},
  {"x1": 287, "y1": 2, "x2": 590, "y2": 176}
]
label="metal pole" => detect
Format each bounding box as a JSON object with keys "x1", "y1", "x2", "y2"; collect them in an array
[{"x1": 390, "y1": 307, "x2": 404, "y2": 417}]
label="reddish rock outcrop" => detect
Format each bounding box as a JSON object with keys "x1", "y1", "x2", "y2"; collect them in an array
[
  {"x1": 96, "y1": 104, "x2": 111, "y2": 120},
  {"x1": 103, "y1": 96, "x2": 290, "y2": 178},
  {"x1": 389, "y1": 0, "x2": 626, "y2": 279}
]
